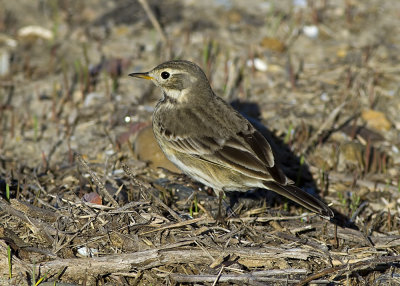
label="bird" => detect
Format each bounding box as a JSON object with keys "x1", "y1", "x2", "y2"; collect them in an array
[{"x1": 129, "y1": 60, "x2": 333, "y2": 219}]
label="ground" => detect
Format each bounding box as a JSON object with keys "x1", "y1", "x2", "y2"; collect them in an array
[{"x1": 0, "y1": 0, "x2": 400, "y2": 285}]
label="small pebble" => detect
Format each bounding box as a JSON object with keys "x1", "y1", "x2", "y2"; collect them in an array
[
  {"x1": 247, "y1": 58, "x2": 268, "y2": 72},
  {"x1": 303, "y1": 25, "x2": 319, "y2": 38}
]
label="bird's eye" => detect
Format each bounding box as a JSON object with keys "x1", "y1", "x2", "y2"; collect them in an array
[{"x1": 161, "y1": 71, "x2": 170, "y2": 79}]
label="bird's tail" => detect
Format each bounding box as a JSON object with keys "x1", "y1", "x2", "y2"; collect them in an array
[{"x1": 262, "y1": 181, "x2": 334, "y2": 219}]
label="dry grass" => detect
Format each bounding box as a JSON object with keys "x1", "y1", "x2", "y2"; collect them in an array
[{"x1": 1, "y1": 0, "x2": 400, "y2": 285}]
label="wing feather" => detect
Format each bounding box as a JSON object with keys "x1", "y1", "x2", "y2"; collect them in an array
[{"x1": 162, "y1": 127, "x2": 288, "y2": 183}]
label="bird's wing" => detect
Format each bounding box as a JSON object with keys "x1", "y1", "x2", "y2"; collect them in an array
[
  {"x1": 161, "y1": 127, "x2": 289, "y2": 184},
  {"x1": 162, "y1": 130, "x2": 333, "y2": 219}
]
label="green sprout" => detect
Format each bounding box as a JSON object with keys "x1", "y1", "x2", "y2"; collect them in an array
[
  {"x1": 350, "y1": 193, "x2": 361, "y2": 216},
  {"x1": 284, "y1": 124, "x2": 293, "y2": 144},
  {"x1": 337, "y1": 192, "x2": 346, "y2": 208},
  {"x1": 189, "y1": 195, "x2": 198, "y2": 216},
  {"x1": 6, "y1": 183, "x2": 10, "y2": 202},
  {"x1": 7, "y1": 245, "x2": 12, "y2": 279}
]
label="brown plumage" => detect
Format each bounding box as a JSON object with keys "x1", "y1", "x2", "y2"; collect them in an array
[{"x1": 129, "y1": 60, "x2": 333, "y2": 219}]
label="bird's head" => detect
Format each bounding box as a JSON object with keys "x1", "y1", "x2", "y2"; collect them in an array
[{"x1": 129, "y1": 60, "x2": 212, "y2": 103}]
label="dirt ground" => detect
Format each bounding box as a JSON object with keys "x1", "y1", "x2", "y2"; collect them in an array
[{"x1": 1, "y1": 0, "x2": 400, "y2": 285}]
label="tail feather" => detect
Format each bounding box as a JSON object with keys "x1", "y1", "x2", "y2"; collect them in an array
[{"x1": 263, "y1": 181, "x2": 334, "y2": 219}]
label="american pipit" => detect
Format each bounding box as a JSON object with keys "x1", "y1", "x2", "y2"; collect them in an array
[{"x1": 129, "y1": 60, "x2": 333, "y2": 219}]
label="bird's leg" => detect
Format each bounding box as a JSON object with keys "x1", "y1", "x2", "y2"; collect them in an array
[{"x1": 216, "y1": 192, "x2": 224, "y2": 223}]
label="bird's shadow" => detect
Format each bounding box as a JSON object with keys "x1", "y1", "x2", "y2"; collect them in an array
[{"x1": 229, "y1": 100, "x2": 352, "y2": 228}]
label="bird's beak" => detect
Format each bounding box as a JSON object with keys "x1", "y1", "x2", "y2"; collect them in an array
[{"x1": 129, "y1": 72, "x2": 154, "y2": 80}]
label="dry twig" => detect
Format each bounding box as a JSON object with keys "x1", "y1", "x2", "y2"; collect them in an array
[{"x1": 297, "y1": 255, "x2": 400, "y2": 286}]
